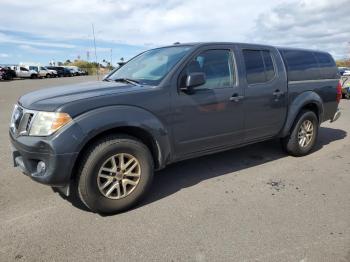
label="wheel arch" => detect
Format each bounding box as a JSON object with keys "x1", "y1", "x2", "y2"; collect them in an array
[
  {"x1": 280, "y1": 91, "x2": 324, "y2": 137},
  {"x1": 72, "y1": 125, "x2": 162, "y2": 178},
  {"x1": 67, "y1": 105, "x2": 172, "y2": 181}
]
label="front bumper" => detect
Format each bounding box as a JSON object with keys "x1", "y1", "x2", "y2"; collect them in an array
[{"x1": 9, "y1": 122, "x2": 84, "y2": 187}]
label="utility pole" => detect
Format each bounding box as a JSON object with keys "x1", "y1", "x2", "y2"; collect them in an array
[
  {"x1": 110, "y1": 48, "x2": 113, "y2": 68},
  {"x1": 92, "y1": 23, "x2": 99, "y2": 80}
]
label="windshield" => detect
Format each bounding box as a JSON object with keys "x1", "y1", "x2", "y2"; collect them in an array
[{"x1": 108, "y1": 46, "x2": 192, "y2": 85}]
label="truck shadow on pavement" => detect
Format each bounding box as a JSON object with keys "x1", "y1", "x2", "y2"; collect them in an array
[
  {"x1": 55, "y1": 126, "x2": 346, "y2": 214},
  {"x1": 142, "y1": 127, "x2": 346, "y2": 207}
]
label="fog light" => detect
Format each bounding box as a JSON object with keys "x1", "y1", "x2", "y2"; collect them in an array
[{"x1": 37, "y1": 161, "x2": 46, "y2": 175}]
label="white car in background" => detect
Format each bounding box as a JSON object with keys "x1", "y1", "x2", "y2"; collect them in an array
[
  {"x1": 339, "y1": 67, "x2": 350, "y2": 76},
  {"x1": 10, "y1": 66, "x2": 38, "y2": 79},
  {"x1": 27, "y1": 65, "x2": 52, "y2": 78},
  {"x1": 45, "y1": 67, "x2": 58, "y2": 77}
]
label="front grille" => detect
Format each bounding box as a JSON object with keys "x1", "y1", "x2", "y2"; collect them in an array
[
  {"x1": 10, "y1": 105, "x2": 35, "y2": 136},
  {"x1": 25, "y1": 113, "x2": 34, "y2": 131},
  {"x1": 17, "y1": 113, "x2": 34, "y2": 134}
]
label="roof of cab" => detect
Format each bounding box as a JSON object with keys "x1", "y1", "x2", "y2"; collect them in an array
[
  {"x1": 153, "y1": 42, "x2": 332, "y2": 56},
  {"x1": 167, "y1": 42, "x2": 274, "y2": 48}
]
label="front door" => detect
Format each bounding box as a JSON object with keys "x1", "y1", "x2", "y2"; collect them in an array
[
  {"x1": 171, "y1": 47, "x2": 245, "y2": 158},
  {"x1": 19, "y1": 67, "x2": 30, "y2": 78}
]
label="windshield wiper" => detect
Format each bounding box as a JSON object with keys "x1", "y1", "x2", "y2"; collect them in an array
[{"x1": 114, "y1": 78, "x2": 140, "y2": 86}]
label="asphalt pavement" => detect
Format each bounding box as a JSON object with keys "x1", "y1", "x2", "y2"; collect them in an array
[{"x1": 0, "y1": 76, "x2": 349, "y2": 262}]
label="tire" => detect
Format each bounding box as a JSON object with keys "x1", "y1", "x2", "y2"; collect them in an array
[
  {"x1": 30, "y1": 74, "x2": 37, "y2": 79},
  {"x1": 77, "y1": 135, "x2": 154, "y2": 214},
  {"x1": 46, "y1": 74, "x2": 51, "y2": 78},
  {"x1": 281, "y1": 110, "x2": 319, "y2": 157}
]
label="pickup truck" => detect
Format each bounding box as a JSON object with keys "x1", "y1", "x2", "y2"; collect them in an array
[
  {"x1": 10, "y1": 66, "x2": 38, "y2": 79},
  {"x1": 9, "y1": 42, "x2": 342, "y2": 214}
]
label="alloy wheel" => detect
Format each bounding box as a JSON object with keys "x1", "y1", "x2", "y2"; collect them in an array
[
  {"x1": 97, "y1": 153, "x2": 141, "y2": 199},
  {"x1": 298, "y1": 120, "x2": 314, "y2": 148}
]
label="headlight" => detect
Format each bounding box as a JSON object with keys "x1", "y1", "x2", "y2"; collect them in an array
[{"x1": 29, "y1": 112, "x2": 72, "y2": 136}]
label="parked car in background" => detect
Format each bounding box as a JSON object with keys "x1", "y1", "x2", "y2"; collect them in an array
[
  {"x1": 47, "y1": 66, "x2": 72, "y2": 77},
  {"x1": 78, "y1": 69, "x2": 88, "y2": 75},
  {"x1": 65, "y1": 66, "x2": 88, "y2": 76},
  {"x1": 10, "y1": 42, "x2": 341, "y2": 214},
  {"x1": 0, "y1": 67, "x2": 5, "y2": 80},
  {"x1": 338, "y1": 67, "x2": 350, "y2": 76},
  {"x1": 45, "y1": 67, "x2": 58, "y2": 78},
  {"x1": 68, "y1": 68, "x2": 78, "y2": 76},
  {"x1": 0, "y1": 66, "x2": 16, "y2": 80},
  {"x1": 25, "y1": 66, "x2": 52, "y2": 78},
  {"x1": 10, "y1": 66, "x2": 38, "y2": 79},
  {"x1": 341, "y1": 76, "x2": 350, "y2": 98}
]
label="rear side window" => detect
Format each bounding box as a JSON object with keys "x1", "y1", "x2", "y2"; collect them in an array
[
  {"x1": 314, "y1": 52, "x2": 337, "y2": 79},
  {"x1": 281, "y1": 50, "x2": 320, "y2": 81},
  {"x1": 315, "y1": 52, "x2": 333, "y2": 67},
  {"x1": 243, "y1": 50, "x2": 276, "y2": 84}
]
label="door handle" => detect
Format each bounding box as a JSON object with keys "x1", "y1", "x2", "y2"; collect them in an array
[
  {"x1": 230, "y1": 94, "x2": 244, "y2": 102},
  {"x1": 273, "y1": 89, "x2": 284, "y2": 96}
]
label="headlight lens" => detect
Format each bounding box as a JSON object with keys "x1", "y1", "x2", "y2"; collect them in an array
[{"x1": 29, "y1": 112, "x2": 72, "y2": 136}]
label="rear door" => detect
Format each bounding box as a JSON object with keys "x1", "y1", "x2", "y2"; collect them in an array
[{"x1": 238, "y1": 46, "x2": 288, "y2": 141}]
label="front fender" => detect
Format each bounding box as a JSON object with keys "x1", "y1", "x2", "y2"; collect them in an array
[
  {"x1": 280, "y1": 91, "x2": 324, "y2": 137},
  {"x1": 73, "y1": 105, "x2": 171, "y2": 168}
]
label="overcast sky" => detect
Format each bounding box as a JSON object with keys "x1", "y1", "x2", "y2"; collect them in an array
[{"x1": 0, "y1": 0, "x2": 349, "y2": 65}]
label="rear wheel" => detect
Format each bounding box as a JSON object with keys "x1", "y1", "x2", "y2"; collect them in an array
[
  {"x1": 77, "y1": 135, "x2": 154, "y2": 214},
  {"x1": 281, "y1": 110, "x2": 318, "y2": 156}
]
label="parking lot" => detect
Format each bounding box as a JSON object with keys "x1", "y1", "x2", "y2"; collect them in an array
[{"x1": 0, "y1": 76, "x2": 349, "y2": 261}]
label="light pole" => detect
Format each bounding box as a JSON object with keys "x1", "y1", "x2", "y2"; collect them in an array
[
  {"x1": 110, "y1": 49, "x2": 113, "y2": 68},
  {"x1": 92, "y1": 23, "x2": 99, "y2": 80}
]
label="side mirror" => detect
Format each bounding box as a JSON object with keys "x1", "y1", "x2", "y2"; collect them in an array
[
  {"x1": 186, "y1": 72, "x2": 206, "y2": 88},
  {"x1": 181, "y1": 72, "x2": 206, "y2": 93}
]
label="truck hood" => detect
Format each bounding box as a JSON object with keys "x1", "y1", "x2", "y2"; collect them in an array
[{"x1": 19, "y1": 80, "x2": 150, "y2": 111}]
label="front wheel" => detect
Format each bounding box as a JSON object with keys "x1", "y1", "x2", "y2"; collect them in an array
[
  {"x1": 77, "y1": 135, "x2": 154, "y2": 214},
  {"x1": 281, "y1": 110, "x2": 319, "y2": 156}
]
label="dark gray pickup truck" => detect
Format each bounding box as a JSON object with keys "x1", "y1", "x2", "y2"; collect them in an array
[{"x1": 10, "y1": 42, "x2": 342, "y2": 213}]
